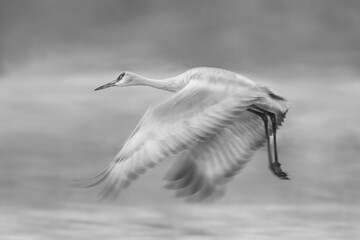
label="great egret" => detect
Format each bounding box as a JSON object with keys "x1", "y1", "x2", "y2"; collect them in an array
[{"x1": 78, "y1": 67, "x2": 290, "y2": 202}]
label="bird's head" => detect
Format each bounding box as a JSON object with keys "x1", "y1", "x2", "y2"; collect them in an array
[{"x1": 94, "y1": 72, "x2": 136, "y2": 91}]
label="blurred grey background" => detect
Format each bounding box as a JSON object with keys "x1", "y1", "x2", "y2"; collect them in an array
[{"x1": 1, "y1": 0, "x2": 360, "y2": 239}]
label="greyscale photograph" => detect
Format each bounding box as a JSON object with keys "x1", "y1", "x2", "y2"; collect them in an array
[{"x1": 1, "y1": 0, "x2": 359, "y2": 239}]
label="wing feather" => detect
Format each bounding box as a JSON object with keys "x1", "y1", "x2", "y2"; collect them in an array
[
  {"x1": 76, "y1": 80, "x2": 263, "y2": 198},
  {"x1": 164, "y1": 110, "x2": 287, "y2": 201}
]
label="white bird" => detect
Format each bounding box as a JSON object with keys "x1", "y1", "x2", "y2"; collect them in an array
[{"x1": 78, "y1": 67, "x2": 290, "y2": 202}]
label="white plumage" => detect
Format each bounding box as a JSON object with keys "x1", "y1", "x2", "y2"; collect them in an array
[{"x1": 78, "y1": 67, "x2": 290, "y2": 201}]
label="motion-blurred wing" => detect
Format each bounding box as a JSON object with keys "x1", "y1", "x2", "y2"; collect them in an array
[
  {"x1": 165, "y1": 107, "x2": 288, "y2": 202},
  {"x1": 77, "y1": 80, "x2": 262, "y2": 199}
]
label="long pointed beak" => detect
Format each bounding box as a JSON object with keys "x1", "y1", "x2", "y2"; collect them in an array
[{"x1": 94, "y1": 80, "x2": 116, "y2": 91}]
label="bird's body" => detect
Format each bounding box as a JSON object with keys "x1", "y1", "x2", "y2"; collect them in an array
[{"x1": 80, "y1": 67, "x2": 290, "y2": 201}]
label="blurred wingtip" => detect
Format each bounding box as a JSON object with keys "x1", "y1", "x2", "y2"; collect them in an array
[{"x1": 69, "y1": 163, "x2": 114, "y2": 189}]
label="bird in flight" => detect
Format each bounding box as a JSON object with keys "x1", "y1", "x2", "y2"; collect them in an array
[{"x1": 77, "y1": 67, "x2": 290, "y2": 202}]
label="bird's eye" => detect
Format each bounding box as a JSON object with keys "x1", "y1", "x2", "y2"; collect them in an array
[{"x1": 117, "y1": 72, "x2": 125, "y2": 81}]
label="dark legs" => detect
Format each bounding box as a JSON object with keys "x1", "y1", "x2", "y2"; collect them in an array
[
  {"x1": 247, "y1": 109, "x2": 273, "y2": 170},
  {"x1": 248, "y1": 106, "x2": 289, "y2": 180}
]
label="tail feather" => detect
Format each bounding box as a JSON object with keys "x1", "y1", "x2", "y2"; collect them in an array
[
  {"x1": 268, "y1": 90, "x2": 286, "y2": 101},
  {"x1": 257, "y1": 85, "x2": 290, "y2": 127}
]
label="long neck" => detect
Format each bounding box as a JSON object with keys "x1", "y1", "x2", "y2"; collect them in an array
[{"x1": 132, "y1": 73, "x2": 185, "y2": 92}]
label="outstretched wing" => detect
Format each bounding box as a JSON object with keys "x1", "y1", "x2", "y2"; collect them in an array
[
  {"x1": 164, "y1": 92, "x2": 289, "y2": 202},
  {"x1": 164, "y1": 111, "x2": 267, "y2": 202},
  {"x1": 164, "y1": 90, "x2": 290, "y2": 202},
  {"x1": 76, "y1": 80, "x2": 263, "y2": 199}
]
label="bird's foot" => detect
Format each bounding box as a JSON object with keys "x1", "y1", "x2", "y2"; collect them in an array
[{"x1": 270, "y1": 162, "x2": 289, "y2": 180}]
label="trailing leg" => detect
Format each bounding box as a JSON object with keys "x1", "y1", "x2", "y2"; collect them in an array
[
  {"x1": 247, "y1": 109, "x2": 273, "y2": 169},
  {"x1": 249, "y1": 106, "x2": 289, "y2": 180}
]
